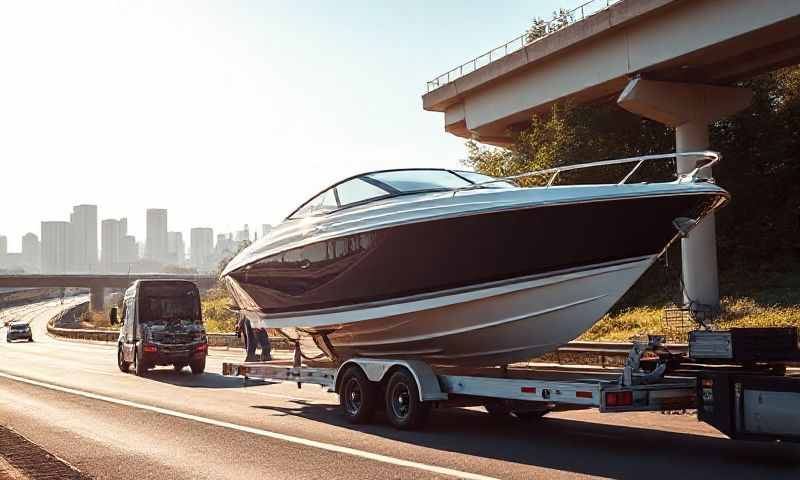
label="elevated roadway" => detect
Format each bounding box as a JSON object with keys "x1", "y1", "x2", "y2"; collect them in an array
[
  {"x1": 0, "y1": 274, "x2": 217, "y2": 311},
  {"x1": 422, "y1": 0, "x2": 800, "y2": 311},
  {"x1": 0, "y1": 299, "x2": 797, "y2": 479}
]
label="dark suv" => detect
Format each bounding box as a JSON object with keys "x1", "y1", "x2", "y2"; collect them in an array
[
  {"x1": 6, "y1": 322, "x2": 33, "y2": 342},
  {"x1": 114, "y1": 280, "x2": 208, "y2": 376}
]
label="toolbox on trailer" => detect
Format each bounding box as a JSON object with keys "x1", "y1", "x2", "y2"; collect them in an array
[{"x1": 689, "y1": 327, "x2": 800, "y2": 362}]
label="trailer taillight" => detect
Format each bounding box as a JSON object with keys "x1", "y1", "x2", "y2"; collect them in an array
[
  {"x1": 520, "y1": 387, "x2": 536, "y2": 394},
  {"x1": 605, "y1": 391, "x2": 633, "y2": 407}
]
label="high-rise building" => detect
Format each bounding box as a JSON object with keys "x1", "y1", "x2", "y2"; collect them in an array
[
  {"x1": 0, "y1": 235, "x2": 7, "y2": 256},
  {"x1": 167, "y1": 231, "x2": 185, "y2": 265},
  {"x1": 21, "y1": 233, "x2": 40, "y2": 272},
  {"x1": 190, "y1": 227, "x2": 214, "y2": 271},
  {"x1": 235, "y1": 224, "x2": 250, "y2": 243},
  {"x1": 145, "y1": 208, "x2": 168, "y2": 263},
  {"x1": 262, "y1": 224, "x2": 272, "y2": 239},
  {"x1": 120, "y1": 217, "x2": 128, "y2": 236},
  {"x1": 41, "y1": 221, "x2": 70, "y2": 273},
  {"x1": 101, "y1": 219, "x2": 123, "y2": 271},
  {"x1": 68, "y1": 204, "x2": 98, "y2": 272},
  {"x1": 119, "y1": 235, "x2": 138, "y2": 266}
]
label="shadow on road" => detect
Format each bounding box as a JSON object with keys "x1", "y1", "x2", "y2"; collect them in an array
[
  {"x1": 126, "y1": 369, "x2": 258, "y2": 389},
  {"x1": 249, "y1": 402, "x2": 800, "y2": 480}
]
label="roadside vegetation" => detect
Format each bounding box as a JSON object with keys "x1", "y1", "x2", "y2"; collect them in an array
[
  {"x1": 202, "y1": 288, "x2": 237, "y2": 333},
  {"x1": 466, "y1": 63, "x2": 800, "y2": 341}
]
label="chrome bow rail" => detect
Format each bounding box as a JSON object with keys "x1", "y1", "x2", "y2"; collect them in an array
[{"x1": 467, "y1": 151, "x2": 721, "y2": 190}]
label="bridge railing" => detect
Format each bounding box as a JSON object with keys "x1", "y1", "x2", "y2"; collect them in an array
[{"x1": 426, "y1": 0, "x2": 622, "y2": 93}]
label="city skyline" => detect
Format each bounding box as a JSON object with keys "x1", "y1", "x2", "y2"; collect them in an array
[
  {"x1": 0, "y1": 1, "x2": 553, "y2": 253},
  {"x1": 0, "y1": 202, "x2": 271, "y2": 274}
]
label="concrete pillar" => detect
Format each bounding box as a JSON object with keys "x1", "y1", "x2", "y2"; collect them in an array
[
  {"x1": 90, "y1": 286, "x2": 105, "y2": 312},
  {"x1": 676, "y1": 122, "x2": 718, "y2": 308},
  {"x1": 618, "y1": 78, "x2": 752, "y2": 311}
]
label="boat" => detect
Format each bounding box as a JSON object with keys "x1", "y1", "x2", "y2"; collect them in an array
[{"x1": 221, "y1": 151, "x2": 729, "y2": 367}]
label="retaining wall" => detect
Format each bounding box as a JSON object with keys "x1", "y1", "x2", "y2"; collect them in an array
[{"x1": 47, "y1": 302, "x2": 293, "y2": 349}]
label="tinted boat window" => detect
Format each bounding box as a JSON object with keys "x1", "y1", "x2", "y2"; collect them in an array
[
  {"x1": 336, "y1": 178, "x2": 389, "y2": 206},
  {"x1": 366, "y1": 170, "x2": 470, "y2": 192},
  {"x1": 292, "y1": 188, "x2": 338, "y2": 218}
]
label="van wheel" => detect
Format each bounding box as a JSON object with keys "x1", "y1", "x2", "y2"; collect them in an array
[
  {"x1": 117, "y1": 345, "x2": 131, "y2": 372},
  {"x1": 190, "y1": 357, "x2": 205, "y2": 375},
  {"x1": 339, "y1": 367, "x2": 377, "y2": 424},
  {"x1": 133, "y1": 351, "x2": 148, "y2": 376},
  {"x1": 385, "y1": 369, "x2": 430, "y2": 430}
]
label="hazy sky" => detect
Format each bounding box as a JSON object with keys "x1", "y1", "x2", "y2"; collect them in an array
[{"x1": 0, "y1": 0, "x2": 564, "y2": 251}]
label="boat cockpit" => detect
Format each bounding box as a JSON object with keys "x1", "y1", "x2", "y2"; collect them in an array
[{"x1": 288, "y1": 169, "x2": 512, "y2": 219}]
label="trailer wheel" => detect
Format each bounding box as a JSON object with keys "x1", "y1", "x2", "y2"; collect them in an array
[
  {"x1": 339, "y1": 367, "x2": 377, "y2": 424},
  {"x1": 385, "y1": 369, "x2": 430, "y2": 430}
]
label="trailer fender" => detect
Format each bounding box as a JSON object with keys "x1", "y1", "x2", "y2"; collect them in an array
[{"x1": 336, "y1": 359, "x2": 447, "y2": 402}]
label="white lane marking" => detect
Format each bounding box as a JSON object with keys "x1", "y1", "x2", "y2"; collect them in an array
[{"x1": 0, "y1": 371, "x2": 497, "y2": 480}]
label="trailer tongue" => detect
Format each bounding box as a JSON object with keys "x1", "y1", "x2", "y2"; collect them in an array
[{"x1": 222, "y1": 328, "x2": 800, "y2": 443}]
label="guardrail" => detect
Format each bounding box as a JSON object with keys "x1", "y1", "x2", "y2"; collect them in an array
[
  {"x1": 45, "y1": 301, "x2": 686, "y2": 363},
  {"x1": 425, "y1": 0, "x2": 622, "y2": 93}
]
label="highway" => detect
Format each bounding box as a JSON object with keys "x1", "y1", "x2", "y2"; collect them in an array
[{"x1": 0, "y1": 299, "x2": 798, "y2": 479}]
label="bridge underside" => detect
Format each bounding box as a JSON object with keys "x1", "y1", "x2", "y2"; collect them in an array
[{"x1": 423, "y1": 0, "x2": 800, "y2": 145}]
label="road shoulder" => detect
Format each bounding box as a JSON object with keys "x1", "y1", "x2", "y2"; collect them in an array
[{"x1": 0, "y1": 424, "x2": 89, "y2": 479}]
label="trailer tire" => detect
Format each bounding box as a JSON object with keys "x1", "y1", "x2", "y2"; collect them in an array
[
  {"x1": 385, "y1": 369, "x2": 430, "y2": 430},
  {"x1": 339, "y1": 367, "x2": 377, "y2": 424}
]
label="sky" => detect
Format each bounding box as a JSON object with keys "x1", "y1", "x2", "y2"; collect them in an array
[{"x1": 0, "y1": 0, "x2": 564, "y2": 252}]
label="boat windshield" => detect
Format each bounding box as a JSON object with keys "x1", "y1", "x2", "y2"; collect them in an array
[
  {"x1": 289, "y1": 169, "x2": 507, "y2": 219},
  {"x1": 364, "y1": 170, "x2": 471, "y2": 192}
]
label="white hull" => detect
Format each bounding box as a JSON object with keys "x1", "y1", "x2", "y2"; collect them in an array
[{"x1": 254, "y1": 255, "x2": 656, "y2": 366}]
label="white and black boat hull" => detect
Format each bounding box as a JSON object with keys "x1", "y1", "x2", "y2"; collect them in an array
[
  {"x1": 223, "y1": 183, "x2": 728, "y2": 366},
  {"x1": 276, "y1": 256, "x2": 654, "y2": 366}
]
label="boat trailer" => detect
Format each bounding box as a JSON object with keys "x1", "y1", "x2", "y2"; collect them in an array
[{"x1": 222, "y1": 330, "x2": 800, "y2": 442}]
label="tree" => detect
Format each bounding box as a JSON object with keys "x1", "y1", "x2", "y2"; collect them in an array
[
  {"x1": 526, "y1": 8, "x2": 574, "y2": 44},
  {"x1": 464, "y1": 65, "x2": 800, "y2": 303}
]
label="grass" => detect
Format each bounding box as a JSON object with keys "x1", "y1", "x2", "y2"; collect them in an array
[
  {"x1": 581, "y1": 297, "x2": 800, "y2": 342},
  {"x1": 582, "y1": 264, "x2": 800, "y2": 342}
]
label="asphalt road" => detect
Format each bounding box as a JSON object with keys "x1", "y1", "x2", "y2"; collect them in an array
[{"x1": 0, "y1": 298, "x2": 798, "y2": 480}]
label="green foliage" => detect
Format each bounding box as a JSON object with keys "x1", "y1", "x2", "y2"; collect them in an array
[
  {"x1": 202, "y1": 288, "x2": 237, "y2": 333},
  {"x1": 526, "y1": 8, "x2": 574, "y2": 43},
  {"x1": 465, "y1": 65, "x2": 800, "y2": 300}
]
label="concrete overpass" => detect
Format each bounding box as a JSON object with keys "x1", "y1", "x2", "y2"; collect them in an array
[
  {"x1": 422, "y1": 0, "x2": 800, "y2": 310},
  {"x1": 0, "y1": 274, "x2": 217, "y2": 311}
]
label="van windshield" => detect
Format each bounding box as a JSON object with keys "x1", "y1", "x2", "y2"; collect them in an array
[{"x1": 139, "y1": 283, "x2": 201, "y2": 324}]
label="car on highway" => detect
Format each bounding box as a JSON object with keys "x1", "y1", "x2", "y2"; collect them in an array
[
  {"x1": 113, "y1": 280, "x2": 208, "y2": 376},
  {"x1": 6, "y1": 322, "x2": 33, "y2": 342}
]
